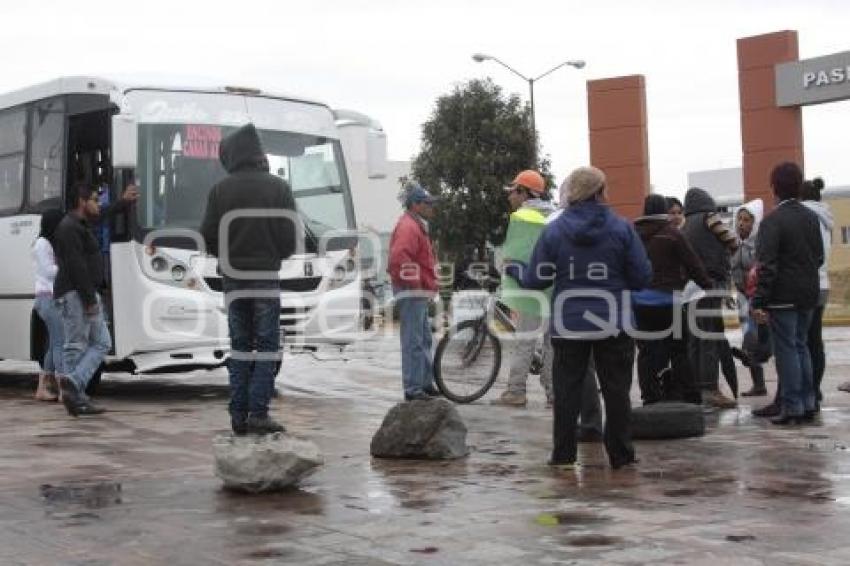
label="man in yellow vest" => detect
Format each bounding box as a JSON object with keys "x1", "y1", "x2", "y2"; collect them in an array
[{"x1": 492, "y1": 170, "x2": 555, "y2": 407}]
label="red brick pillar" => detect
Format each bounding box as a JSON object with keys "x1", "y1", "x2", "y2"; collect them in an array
[
  {"x1": 737, "y1": 31, "x2": 803, "y2": 210},
  {"x1": 587, "y1": 75, "x2": 650, "y2": 219}
]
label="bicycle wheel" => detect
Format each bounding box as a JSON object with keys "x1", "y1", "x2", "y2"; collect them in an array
[{"x1": 434, "y1": 318, "x2": 501, "y2": 403}]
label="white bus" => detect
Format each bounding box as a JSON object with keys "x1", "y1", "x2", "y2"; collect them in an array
[{"x1": 0, "y1": 76, "x2": 372, "y2": 389}]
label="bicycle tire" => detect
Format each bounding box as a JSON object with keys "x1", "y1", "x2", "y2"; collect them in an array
[{"x1": 434, "y1": 318, "x2": 501, "y2": 403}]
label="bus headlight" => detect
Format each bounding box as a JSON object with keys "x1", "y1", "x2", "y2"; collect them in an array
[
  {"x1": 151, "y1": 256, "x2": 168, "y2": 272},
  {"x1": 171, "y1": 265, "x2": 187, "y2": 282},
  {"x1": 138, "y1": 247, "x2": 199, "y2": 291},
  {"x1": 328, "y1": 257, "x2": 358, "y2": 290}
]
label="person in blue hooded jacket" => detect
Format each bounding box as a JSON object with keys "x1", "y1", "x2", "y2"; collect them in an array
[{"x1": 506, "y1": 166, "x2": 652, "y2": 469}]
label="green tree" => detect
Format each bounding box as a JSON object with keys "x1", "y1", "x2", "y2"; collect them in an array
[{"x1": 411, "y1": 78, "x2": 552, "y2": 263}]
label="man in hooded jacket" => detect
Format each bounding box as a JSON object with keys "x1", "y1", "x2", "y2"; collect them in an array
[
  {"x1": 201, "y1": 123, "x2": 297, "y2": 435},
  {"x1": 682, "y1": 187, "x2": 739, "y2": 408}
]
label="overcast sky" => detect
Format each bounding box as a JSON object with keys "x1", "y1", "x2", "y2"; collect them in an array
[{"x1": 2, "y1": 0, "x2": 849, "y2": 197}]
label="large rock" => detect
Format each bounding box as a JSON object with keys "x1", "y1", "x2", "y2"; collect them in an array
[
  {"x1": 631, "y1": 401, "x2": 705, "y2": 440},
  {"x1": 371, "y1": 399, "x2": 469, "y2": 459},
  {"x1": 213, "y1": 432, "x2": 323, "y2": 493}
]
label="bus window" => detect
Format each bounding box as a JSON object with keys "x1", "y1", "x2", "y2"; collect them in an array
[
  {"x1": 28, "y1": 97, "x2": 65, "y2": 211},
  {"x1": 0, "y1": 108, "x2": 26, "y2": 214}
]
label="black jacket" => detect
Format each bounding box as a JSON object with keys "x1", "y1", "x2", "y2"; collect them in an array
[
  {"x1": 752, "y1": 199, "x2": 823, "y2": 310},
  {"x1": 53, "y1": 213, "x2": 104, "y2": 307},
  {"x1": 200, "y1": 124, "x2": 297, "y2": 273},
  {"x1": 681, "y1": 188, "x2": 730, "y2": 285},
  {"x1": 634, "y1": 215, "x2": 712, "y2": 292}
]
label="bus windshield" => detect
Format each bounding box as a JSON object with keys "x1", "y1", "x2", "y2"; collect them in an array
[{"x1": 136, "y1": 122, "x2": 354, "y2": 242}]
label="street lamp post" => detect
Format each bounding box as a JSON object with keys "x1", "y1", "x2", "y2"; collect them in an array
[{"x1": 472, "y1": 53, "x2": 585, "y2": 167}]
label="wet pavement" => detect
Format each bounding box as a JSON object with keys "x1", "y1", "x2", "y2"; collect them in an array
[{"x1": 1, "y1": 328, "x2": 850, "y2": 564}]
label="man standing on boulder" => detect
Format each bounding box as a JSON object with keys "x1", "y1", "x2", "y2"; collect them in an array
[
  {"x1": 388, "y1": 183, "x2": 439, "y2": 401},
  {"x1": 201, "y1": 123, "x2": 297, "y2": 435}
]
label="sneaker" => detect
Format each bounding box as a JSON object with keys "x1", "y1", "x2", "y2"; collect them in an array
[
  {"x1": 245, "y1": 414, "x2": 286, "y2": 435},
  {"x1": 702, "y1": 390, "x2": 737, "y2": 409},
  {"x1": 490, "y1": 391, "x2": 527, "y2": 407},
  {"x1": 58, "y1": 375, "x2": 82, "y2": 417},
  {"x1": 611, "y1": 457, "x2": 639, "y2": 470},
  {"x1": 752, "y1": 402, "x2": 780, "y2": 418},
  {"x1": 423, "y1": 385, "x2": 442, "y2": 397},
  {"x1": 404, "y1": 391, "x2": 432, "y2": 402},
  {"x1": 838, "y1": 381, "x2": 850, "y2": 393},
  {"x1": 231, "y1": 414, "x2": 248, "y2": 435},
  {"x1": 75, "y1": 402, "x2": 106, "y2": 416},
  {"x1": 741, "y1": 386, "x2": 768, "y2": 397},
  {"x1": 547, "y1": 458, "x2": 579, "y2": 470}
]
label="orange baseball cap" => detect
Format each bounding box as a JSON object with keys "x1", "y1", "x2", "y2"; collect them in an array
[{"x1": 507, "y1": 170, "x2": 546, "y2": 196}]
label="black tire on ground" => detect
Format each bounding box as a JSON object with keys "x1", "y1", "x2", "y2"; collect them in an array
[
  {"x1": 434, "y1": 319, "x2": 501, "y2": 404},
  {"x1": 85, "y1": 365, "x2": 104, "y2": 396},
  {"x1": 630, "y1": 401, "x2": 705, "y2": 440}
]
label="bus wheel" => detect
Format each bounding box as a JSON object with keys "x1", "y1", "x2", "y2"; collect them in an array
[{"x1": 85, "y1": 365, "x2": 105, "y2": 397}]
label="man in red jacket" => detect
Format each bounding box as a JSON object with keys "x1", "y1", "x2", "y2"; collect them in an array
[{"x1": 388, "y1": 183, "x2": 439, "y2": 401}]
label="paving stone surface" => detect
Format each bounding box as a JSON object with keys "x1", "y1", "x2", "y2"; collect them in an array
[{"x1": 0, "y1": 327, "x2": 849, "y2": 564}]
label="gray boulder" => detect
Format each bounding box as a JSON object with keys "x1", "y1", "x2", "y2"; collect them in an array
[
  {"x1": 371, "y1": 399, "x2": 469, "y2": 459},
  {"x1": 213, "y1": 432, "x2": 323, "y2": 492}
]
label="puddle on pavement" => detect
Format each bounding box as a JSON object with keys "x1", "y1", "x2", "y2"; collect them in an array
[
  {"x1": 566, "y1": 534, "x2": 621, "y2": 547},
  {"x1": 236, "y1": 523, "x2": 292, "y2": 536},
  {"x1": 745, "y1": 484, "x2": 833, "y2": 502},
  {"x1": 40, "y1": 481, "x2": 122, "y2": 509},
  {"x1": 661, "y1": 487, "x2": 726, "y2": 498},
  {"x1": 726, "y1": 534, "x2": 757, "y2": 543},
  {"x1": 475, "y1": 463, "x2": 519, "y2": 477},
  {"x1": 400, "y1": 499, "x2": 439, "y2": 511},
  {"x1": 244, "y1": 547, "x2": 292, "y2": 559},
  {"x1": 536, "y1": 510, "x2": 609, "y2": 527}
]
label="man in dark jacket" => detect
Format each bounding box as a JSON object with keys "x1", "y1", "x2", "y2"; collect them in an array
[
  {"x1": 54, "y1": 182, "x2": 138, "y2": 416},
  {"x1": 200, "y1": 123, "x2": 297, "y2": 435},
  {"x1": 682, "y1": 187, "x2": 738, "y2": 408},
  {"x1": 752, "y1": 162, "x2": 823, "y2": 425},
  {"x1": 510, "y1": 166, "x2": 652, "y2": 470}
]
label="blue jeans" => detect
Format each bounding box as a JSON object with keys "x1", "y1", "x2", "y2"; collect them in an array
[
  {"x1": 394, "y1": 288, "x2": 434, "y2": 396},
  {"x1": 34, "y1": 295, "x2": 64, "y2": 374},
  {"x1": 769, "y1": 308, "x2": 815, "y2": 416},
  {"x1": 223, "y1": 278, "x2": 282, "y2": 418},
  {"x1": 58, "y1": 291, "x2": 111, "y2": 392}
]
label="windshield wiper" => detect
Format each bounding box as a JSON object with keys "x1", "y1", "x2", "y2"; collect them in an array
[{"x1": 296, "y1": 185, "x2": 343, "y2": 198}]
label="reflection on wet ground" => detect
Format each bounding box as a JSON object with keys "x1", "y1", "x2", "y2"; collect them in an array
[{"x1": 0, "y1": 330, "x2": 850, "y2": 563}]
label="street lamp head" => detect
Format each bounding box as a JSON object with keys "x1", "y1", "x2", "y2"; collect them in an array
[
  {"x1": 472, "y1": 53, "x2": 491, "y2": 63},
  {"x1": 568, "y1": 60, "x2": 586, "y2": 69}
]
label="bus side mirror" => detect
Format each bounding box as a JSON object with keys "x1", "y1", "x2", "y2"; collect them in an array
[
  {"x1": 112, "y1": 114, "x2": 138, "y2": 168},
  {"x1": 366, "y1": 127, "x2": 387, "y2": 179}
]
